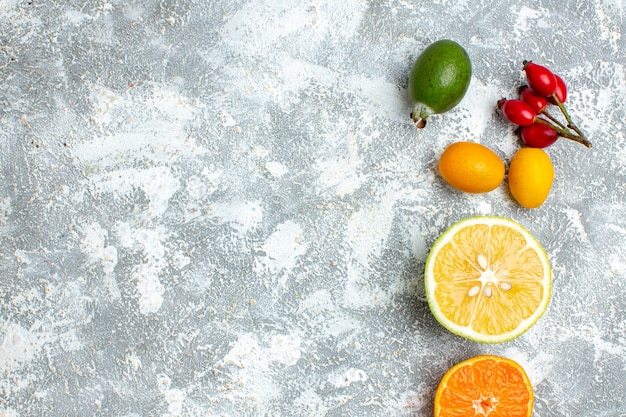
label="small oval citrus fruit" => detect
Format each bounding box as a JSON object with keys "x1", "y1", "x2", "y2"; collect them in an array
[
  {"x1": 435, "y1": 355, "x2": 534, "y2": 417},
  {"x1": 424, "y1": 216, "x2": 551, "y2": 343},
  {"x1": 508, "y1": 148, "x2": 554, "y2": 208},
  {"x1": 438, "y1": 142, "x2": 505, "y2": 193},
  {"x1": 409, "y1": 39, "x2": 471, "y2": 128}
]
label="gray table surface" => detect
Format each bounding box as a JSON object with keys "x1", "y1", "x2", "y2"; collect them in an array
[{"x1": 1, "y1": 1, "x2": 625, "y2": 416}]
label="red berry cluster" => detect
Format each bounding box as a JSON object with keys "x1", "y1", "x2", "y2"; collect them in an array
[{"x1": 497, "y1": 61, "x2": 591, "y2": 149}]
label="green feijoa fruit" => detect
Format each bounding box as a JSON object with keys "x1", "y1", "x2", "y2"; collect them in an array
[{"x1": 408, "y1": 39, "x2": 471, "y2": 128}]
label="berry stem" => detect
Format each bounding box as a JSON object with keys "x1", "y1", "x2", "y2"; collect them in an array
[
  {"x1": 551, "y1": 94, "x2": 591, "y2": 147},
  {"x1": 540, "y1": 110, "x2": 567, "y2": 130},
  {"x1": 534, "y1": 117, "x2": 592, "y2": 148}
]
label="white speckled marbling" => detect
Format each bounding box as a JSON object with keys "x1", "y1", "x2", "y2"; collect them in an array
[{"x1": 1, "y1": 0, "x2": 625, "y2": 416}]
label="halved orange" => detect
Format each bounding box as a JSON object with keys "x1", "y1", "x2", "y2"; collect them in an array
[
  {"x1": 424, "y1": 216, "x2": 551, "y2": 343},
  {"x1": 435, "y1": 355, "x2": 534, "y2": 417}
]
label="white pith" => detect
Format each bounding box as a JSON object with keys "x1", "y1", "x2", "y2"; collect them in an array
[{"x1": 472, "y1": 396, "x2": 498, "y2": 415}]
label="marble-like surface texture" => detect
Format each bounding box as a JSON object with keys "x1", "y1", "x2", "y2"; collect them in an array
[{"x1": 1, "y1": 1, "x2": 625, "y2": 416}]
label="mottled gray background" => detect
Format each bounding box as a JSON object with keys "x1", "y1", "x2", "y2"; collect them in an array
[{"x1": 1, "y1": 0, "x2": 625, "y2": 416}]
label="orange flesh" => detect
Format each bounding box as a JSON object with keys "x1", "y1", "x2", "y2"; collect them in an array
[{"x1": 435, "y1": 356, "x2": 533, "y2": 417}]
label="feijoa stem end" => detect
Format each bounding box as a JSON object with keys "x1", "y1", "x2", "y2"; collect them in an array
[
  {"x1": 410, "y1": 103, "x2": 432, "y2": 129},
  {"x1": 410, "y1": 112, "x2": 427, "y2": 128}
]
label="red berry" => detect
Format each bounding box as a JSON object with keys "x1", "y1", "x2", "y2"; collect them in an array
[
  {"x1": 548, "y1": 74, "x2": 567, "y2": 104},
  {"x1": 498, "y1": 98, "x2": 537, "y2": 126},
  {"x1": 523, "y1": 61, "x2": 557, "y2": 97},
  {"x1": 519, "y1": 122, "x2": 559, "y2": 148},
  {"x1": 519, "y1": 85, "x2": 548, "y2": 113}
]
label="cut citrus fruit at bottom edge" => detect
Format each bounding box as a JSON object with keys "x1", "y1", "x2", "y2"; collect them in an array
[
  {"x1": 424, "y1": 216, "x2": 551, "y2": 343},
  {"x1": 435, "y1": 355, "x2": 534, "y2": 417}
]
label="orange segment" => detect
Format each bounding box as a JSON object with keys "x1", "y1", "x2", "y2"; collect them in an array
[
  {"x1": 425, "y1": 216, "x2": 551, "y2": 343},
  {"x1": 435, "y1": 355, "x2": 534, "y2": 417}
]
